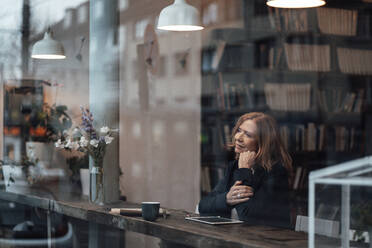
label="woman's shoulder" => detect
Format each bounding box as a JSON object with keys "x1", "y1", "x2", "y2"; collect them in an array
[
  {"x1": 269, "y1": 162, "x2": 288, "y2": 177},
  {"x1": 264, "y1": 163, "x2": 290, "y2": 189}
]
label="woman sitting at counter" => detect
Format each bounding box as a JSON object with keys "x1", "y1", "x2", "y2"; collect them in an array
[{"x1": 198, "y1": 112, "x2": 293, "y2": 228}]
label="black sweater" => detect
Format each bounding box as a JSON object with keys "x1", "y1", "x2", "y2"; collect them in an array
[{"x1": 198, "y1": 160, "x2": 291, "y2": 229}]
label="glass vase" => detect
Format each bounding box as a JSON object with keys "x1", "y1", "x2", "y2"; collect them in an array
[{"x1": 89, "y1": 159, "x2": 104, "y2": 205}]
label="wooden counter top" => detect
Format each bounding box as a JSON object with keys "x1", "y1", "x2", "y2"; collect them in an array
[{"x1": 0, "y1": 188, "x2": 336, "y2": 248}]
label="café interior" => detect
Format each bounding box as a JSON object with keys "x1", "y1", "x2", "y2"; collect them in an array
[{"x1": 1, "y1": 0, "x2": 372, "y2": 247}]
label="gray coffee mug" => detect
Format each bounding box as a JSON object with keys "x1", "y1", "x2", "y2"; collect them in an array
[{"x1": 141, "y1": 202, "x2": 160, "y2": 221}]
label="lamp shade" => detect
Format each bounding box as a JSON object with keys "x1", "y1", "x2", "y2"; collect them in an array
[
  {"x1": 267, "y1": 0, "x2": 326, "y2": 8},
  {"x1": 157, "y1": 0, "x2": 204, "y2": 31},
  {"x1": 31, "y1": 31, "x2": 66, "y2": 59}
]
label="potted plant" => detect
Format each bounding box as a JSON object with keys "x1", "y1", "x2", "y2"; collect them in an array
[
  {"x1": 0, "y1": 156, "x2": 37, "y2": 193},
  {"x1": 26, "y1": 103, "x2": 72, "y2": 167}
]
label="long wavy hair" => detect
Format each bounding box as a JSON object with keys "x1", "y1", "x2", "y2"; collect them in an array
[{"x1": 229, "y1": 112, "x2": 293, "y2": 182}]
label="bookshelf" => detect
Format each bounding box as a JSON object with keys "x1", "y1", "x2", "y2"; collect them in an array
[{"x1": 200, "y1": 0, "x2": 372, "y2": 218}]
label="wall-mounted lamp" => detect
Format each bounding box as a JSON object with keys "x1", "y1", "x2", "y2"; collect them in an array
[
  {"x1": 266, "y1": 0, "x2": 326, "y2": 8},
  {"x1": 157, "y1": 0, "x2": 204, "y2": 31},
  {"x1": 31, "y1": 29, "x2": 66, "y2": 59}
]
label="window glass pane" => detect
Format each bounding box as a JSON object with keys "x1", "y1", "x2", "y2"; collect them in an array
[{"x1": 0, "y1": 0, "x2": 372, "y2": 247}]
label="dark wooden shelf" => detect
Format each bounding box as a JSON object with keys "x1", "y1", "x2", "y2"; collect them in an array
[
  {"x1": 201, "y1": 163, "x2": 227, "y2": 170},
  {"x1": 292, "y1": 151, "x2": 363, "y2": 167},
  {"x1": 284, "y1": 32, "x2": 372, "y2": 47},
  {"x1": 268, "y1": 110, "x2": 319, "y2": 123},
  {"x1": 201, "y1": 151, "x2": 235, "y2": 163},
  {"x1": 326, "y1": 0, "x2": 372, "y2": 10},
  {"x1": 202, "y1": 68, "x2": 372, "y2": 80},
  {"x1": 208, "y1": 28, "x2": 372, "y2": 46},
  {"x1": 320, "y1": 112, "x2": 362, "y2": 125},
  {"x1": 202, "y1": 109, "x2": 362, "y2": 126},
  {"x1": 202, "y1": 107, "x2": 268, "y2": 116},
  {"x1": 210, "y1": 28, "x2": 277, "y2": 44}
]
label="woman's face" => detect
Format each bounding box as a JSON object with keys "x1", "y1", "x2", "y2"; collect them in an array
[{"x1": 234, "y1": 119, "x2": 258, "y2": 154}]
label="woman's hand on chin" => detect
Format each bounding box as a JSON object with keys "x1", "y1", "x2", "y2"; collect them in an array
[
  {"x1": 238, "y1": 151, "x2": 256, "y2": 169},
  {"x1": 226, "y1": 181, "x2": 254, "y2": 206}
]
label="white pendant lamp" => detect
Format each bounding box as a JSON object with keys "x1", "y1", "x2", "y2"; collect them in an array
[
  {"x1": 31, "y1": 29, "x2": 66, "y2": 59},
  {"x1": 157, "y1": 0, "x2": 204, "y2": 31},
  {"x1": 267, "y1": 0, "x2": 326, "y2": 8}
]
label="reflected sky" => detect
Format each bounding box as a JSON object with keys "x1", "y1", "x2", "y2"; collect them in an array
[
  {"x1": 0, "y1": 0, "x2": 86, "y2": 78},
  {"x1": 0, "y1": 0, "x2": 86, "y2": 31}
]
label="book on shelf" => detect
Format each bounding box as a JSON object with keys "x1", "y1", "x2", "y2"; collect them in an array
[
  {"x1": 268, "y1": 8, "x2": 309, "y2": 32},
  {"x1": 343, "y1": 92, "x2": 357, "y2": 112},
  {"x1": 231, "y1": 85, "x2": 239, "y2": 109},
  {"x1": 317, "y1": 8, "x2": 358, "y2": 36},
  {"x1": 338, "y1": 48, "x2": 372, "y2": 75},
  {"x1": 298, "y1": 167, "x2": 308, "y2": 191},
  {"x1": 213, "y1": 126, "x2": 225, "y2": 152},
  {"x1": 292, "y1": 166, "x2": 303, "y2": 190},
  {"x1": 285, "y1": 43, "x2": 330, "y2": 72},
  {"x1": 350, "y1": 128, "x2": 355, "y2": 151},
  {"x1": 217, "y1": 72, "x2": 225, "y2": 110},
  {"x1": 211, "y1": 41, "x2": 226, "y2": 71},
  {"x1": 292, "y1": 166, "x2": 308, "y2": 191},
  {"x1": 202, "y1": 49, "x2": 214, "y2": 72},
  {"x1": 280, "y1": 125, "x2": 290, "y2": 149},
  {"x1": 230, "y1": 83, "x2": 255, "y2": 110},
  {"x1": 216, "y1": 73, "x2": 255, "y2": 110},
  {"x1": 317, "y1": 89, "x2": 364, "y2": 113},
  {"x1": 223, "y1": 82, "x2": 231, "y2": 110},
  {"x1": 268, "y1": 47, "x2": 283, "y2": 69},
  {"x1": 318, "y1": 125, "x2": 326, "y2": 151},
  {"x1": 280, "y1": 123, "x2": 360, "y2": 152},
  {"x1": 334, "y1": 126, "x2": 356, "y2": 152},
  {"x1": 307, "y1": 123, "x2": 317, "y2": 152},
  {"x1": 264, "y1": 83, "x2": 311, "y2": 111},
  {"x1": 295, "y1": 125, "x2": 305, "y2": 152},
  {"x1": 223, "y1": 124, "x2": 231, "y2": 147},
  {"x1": 353, "y1": 89, "x2": 365, "y2": 113},
  {"x1": 201, "y1": 166, "x2": 212, "y2": 193}
]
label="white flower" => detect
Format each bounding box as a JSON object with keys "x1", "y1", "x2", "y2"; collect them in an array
[
  {"x1": 55, "y1": 139, "x2": 63, "y2": 148},
  {"x1": 65, "y1": 139, "x2": 72, "y2": 148},
  {"x1": 104, "y1": 135, "x2": 114, "y2": 144},
  {"x1": 80, "y1": 136, "x2": 89, "y2": 147},
  {"x1": 73, "y1": 128, "x2": 80, "y2": 134},
  {"x1": 71, "y1": 141, "x2": 80, "y2": 150},
  {"x1": 100, "y1": 126, "x2": 110, "y2": 134},
  {"x1": 66, "y1": 139, "x2": 78, "y2": 150},
  {"x1": 90, "y1": 139, "x2": 99, "y2": 148}
]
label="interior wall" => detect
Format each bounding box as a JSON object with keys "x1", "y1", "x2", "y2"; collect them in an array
[
  {"x1": 119, "y1": 1, "x2": 202, "y2": 212},
  {"x1": 31, "y1": 2, "x2": 90, "y2": 125}
]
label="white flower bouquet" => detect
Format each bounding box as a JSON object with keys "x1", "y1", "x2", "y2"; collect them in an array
[{"x1": 55, "y1": 107, "x2": 117, "y2": 168}]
